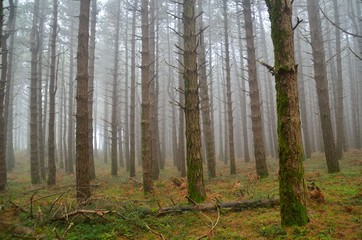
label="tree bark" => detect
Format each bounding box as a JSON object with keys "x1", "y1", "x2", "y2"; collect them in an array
[
  {"x1": 76, "y1": 0, "x2": 91, "y2": 201},
  {"x1": 307, "y1": 0, "x2": 340, "y2": 173},
  {"x1": 265, "y1": 0, "x2": 308, "y2": 226},
  {"x1": 243, "y1": 0, "x2": 268, "y2": 178},
  {"x1": 129, "y1": 0, "x2": 138, "y2": 177},
  {"x1": 29, "y1": 0, "x2": 41, "y2": 185},
  {"x1": 222, "y1": 1, "x2": 235, "y2": 174},
  {"x1": 141, "y1": 0, "x2": 153, "y2": 193},
  {"x1": 198, "y1": 0, "x2": 216, "y2": 179},
  {"x1": 183, "y1": 0, "x2": 206, "y2": 203},
  {"x1": 47, "y1": 0, "x2": 58, "y2": 186},
  {"x1": 111, "y1": 0, "x2": 121, "y2": 176},
  {"x1": 88, "y1": 0, "x2": 97, "y2": 179}
]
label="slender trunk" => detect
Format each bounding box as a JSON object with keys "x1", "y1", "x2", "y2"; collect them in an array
[
  {"x1": 198, "y1": 0, "x2": 216, "y2": 178},
  {"x1": 296, "y1": 30, "x2": 311, "y2": 159},
  {"x1": 236, "y1": 4, "x2": 250, "y2": 163},
  {"x1": 141, "y1": 0, "x2": 153, "y2": 193},
  {"x1": 47, "y1": 0, "x2": 58, "y2": 186},
  {"x1": 178, "y1": 4, "x2": 186, "y2": 177},
  {"x1": 88, "y1": 0, "x2": 97, "y2": 179},
  {"x1": 111, "y1": 0, "x2": 121, "y2": 176},
  {"x1": 307, "y1": 0, "x2": 339, "y2": 173},
  {"x1": 29, "y1": 0, "x2": 41, "y2": 185},
  {"x1": 129, "y1": 0, "x2": 138, "y2": 177},
  {"x1": 76, "y1": 0, "x2": 91, "y2": 201},
  {"x1": 243, "y1": 0, "x2": 268, "y2": 178}
]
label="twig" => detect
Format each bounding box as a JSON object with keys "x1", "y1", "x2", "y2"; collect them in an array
[
  {"x1": 145, "y1": 224, "x2": 165, "y2": 240},
  {"x1": 185, "y1": 196, "x2": 198, "y2": 206},
  {"x1": 49, "y1": 189, "x2": 70, "y2": 214},
  {"x1": 129, "y1": 177, "x2": 142, "y2": 185}
]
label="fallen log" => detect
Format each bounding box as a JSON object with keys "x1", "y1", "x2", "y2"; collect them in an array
[{"x1": 157, "y1": 199, "x2": 279, "y2": 216}]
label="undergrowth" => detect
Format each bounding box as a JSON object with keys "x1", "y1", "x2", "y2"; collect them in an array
[{"x1": 0, "y1": 150, "x2": 361, "y2": 239}]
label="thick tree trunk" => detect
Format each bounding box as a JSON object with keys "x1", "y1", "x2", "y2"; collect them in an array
[
  {"x1": 47, "y1": 0, "x2": 58, "y2": 186},
  {"x1": 307, "y1": 0, "x2": 340, "y2": 173},
  {"x1": 183, "y1": 0, "x2": 206, "y2": 203},
  {"x1": 88, "y1": 0, "x2": 97, "y2": 179},
  {"x1": 265, "y1": 0, "x2": 308, "y2": 227},
  {"x1": 76, "y1": 0, "x2": 91, "y2": 201},
  {"x1": 29, "y1": 0, "x2": 41, "y2": 185},
  {"x1": 198, "y1": 0, "x2": 216, "y2": 179},
  {"x1": 141, "y1": 0, "x2": 153, "y2": 193},
  {"x1": 243, "y1": 0, "x2": 268, "y2": 178}
]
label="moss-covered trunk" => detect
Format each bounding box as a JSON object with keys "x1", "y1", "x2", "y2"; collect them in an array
[
  {"x1": 183, "y1": 0, "x2": 206, "y2": 203},
  {"x1": 265, "y1": 0, "x2": 308, "y2": 226}
]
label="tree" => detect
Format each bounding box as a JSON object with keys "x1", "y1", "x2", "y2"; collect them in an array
[
  {"x1": 222, "y1": 0, "x2": 236, "y2": 175},
  {"x1": 129, "y1": 0, "x2": 138, "y2": 178},
  {"x1": 141, "y1": 0, "x2": 153, "y2": 193},
  {"x1": 111, "y1": 0, "x2": 121, "y2": 176},
  {"x1": 88, "y1": 0, "x2": 97, "y2": 179},
  {"x1": 76, "y1": 0, "x2": 91, "y2": 201},
  {"x1": 243, "y1": 0, "x2": 268, "y2": 178},
  {"x1": 47, "y1": 0, "x2": 58, "y2": 186},
  {"x1": 29, "y1": 0, "x2": 41, "y2": 185},
  {"x1": 307, "y1": 0, "x2": 340, "y2": 173},
  {"x1": 198, "y1": 0, "x2": 216, "y2": 178},
  {"x1": 265, "y1": 0, "x2": 308, "y2": 226},
  {"x1": 183, "y1": 0, "x2": 206, "y2": 202}
]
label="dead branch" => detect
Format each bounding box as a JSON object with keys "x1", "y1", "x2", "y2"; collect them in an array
[
  {"x1": 55, "y1": 209, "x2": 113, "y2": 222},
  {"x1": 157, "y1": 199, "x2": 279, "y2": 216},
  {"x1": 145, "y1": 224, "x2": 165, "y2": 240}
]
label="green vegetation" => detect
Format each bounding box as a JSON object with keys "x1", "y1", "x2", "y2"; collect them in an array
[{"x1": 0, "y1": 150, "x2": 361, "y2": 239}]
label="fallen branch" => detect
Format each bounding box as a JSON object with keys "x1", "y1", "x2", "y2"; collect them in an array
[
  {"x1": 55, "y1": 209, "x2": 113, "y2": 222},
  {"x1": 157, "y1": 199, "x2": 279, "y2": 216}
]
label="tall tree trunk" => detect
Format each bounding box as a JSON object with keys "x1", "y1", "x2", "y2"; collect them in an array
[
  {"x1": 183, "y1": 0, "x2": 206, "y2": 203},
  {"x1": 236, "y1": 4, "x2": 250, "y2": 163},
  {"x1": 4, "y1": 0, "x2": 16, "y2": 173},
  {"x1": 295, "y1": 30, "x2": 311, "y2": 159},
  {"x1": 307, "y1": 0, "x2": 340, "y2": 173},
  {"x1": 76, "y1": 0, "x2": 91, "y2": 201},
  {"x1": 129, "y1": 0, "x2": 138, "y2": 177},
  {"x1": 67, "y1": 14, "x2": 75, "y2": 174},
  {"x1": 198, "y1": 0, "x2": 216, "y2": 179},
  {"x1": 37, "y1": 0, "x2": 46, "y2": 180},
  {"x1": 257, "y1": 4, "x2": 277, "y2": 159},
  {"x1": 243, "y1": 0, "x2": 268, "y2": 178},
  {"x1": 332, "y1": 0, "x2": 345, "y2": 158},
  {"x1": 222, "y1": 0, "x2": 236, "y2": 174},
  {"x1": 29, "y1": 0, "x2": 41, "y2": 185},
  {"x1": 88, "y1": 0, "x2": 97, "y2": 179},
  {"x1": 124, "y1": 10, "x2": 130, "y2": 171},
  {"x1": 0, "y1": 0, "x2": 14, "y2": 190},
  {"x1": 265, "y1": 0, "x2": 308, "y2": 227},
  {"x1": 141, "y1": 0, "x2": 153, "y2": 193},
  {"x1": 103, "y1": 89, "x2": 109, "y2": 163},
  {"x1": 111, "y1": 0, "x2": 121, "y2": 176},
  {"x1": 178, "y1": 4, "x2": 186, "y2": 177},
  {"x1": 47, "y1": 0, "x2": 58, "y2": 186},
  {"x1": 149, "y1": 0, "x2": 159, "y2": 180}
]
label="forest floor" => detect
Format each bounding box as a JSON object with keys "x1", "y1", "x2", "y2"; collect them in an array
[{"x1": 0, "y1": 150, "x2": 361, "y2": 239}]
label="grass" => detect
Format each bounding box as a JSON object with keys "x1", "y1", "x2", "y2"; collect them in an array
[{"x1": 0, "y1": 150, "x2": 361, "y2": 239}]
